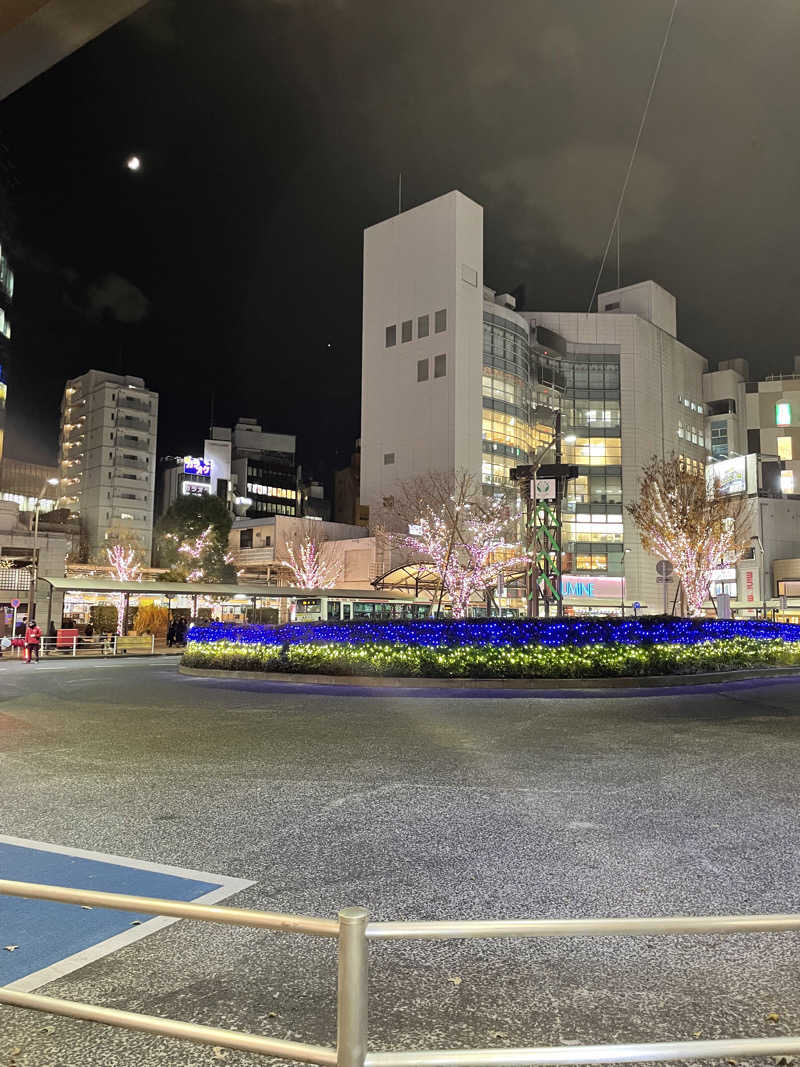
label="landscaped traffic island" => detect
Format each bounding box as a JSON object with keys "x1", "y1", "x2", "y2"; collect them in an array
[{"x1": 182, "y1": 618, "x2": 800, "y2": 680}]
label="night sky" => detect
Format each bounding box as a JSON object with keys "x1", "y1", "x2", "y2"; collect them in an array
[{"x1": 1, "y1": 0, "x2": 799, "y2": 473}]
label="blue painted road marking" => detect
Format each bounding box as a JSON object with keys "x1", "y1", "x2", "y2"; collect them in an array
[{"x1": 0, "y1": 838, "x2": 253, "y2": 989}]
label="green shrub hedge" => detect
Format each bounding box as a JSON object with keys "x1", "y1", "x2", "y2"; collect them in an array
[{"x1": 182, "y1": 637, "x2": 800, "y2": 680}]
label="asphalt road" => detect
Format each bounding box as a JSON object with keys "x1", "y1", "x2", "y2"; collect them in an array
[{"x1": 1, "y1": 657, "x2": 800, "y2": 1067}]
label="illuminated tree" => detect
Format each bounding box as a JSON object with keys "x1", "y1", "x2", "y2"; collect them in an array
[
  {"x1": 155, "y1": 495, "x2": 236, "y2": 582},
  {"x1": 106, "y1": 544, "x2": 141, "y2": 634},
  {"x1": 388, "y1": 472, "x2": 526, "y2": 618},
  {"x1": 163, "y1": 525, "x2": 237, "y2": 583},
  {"x1": 284, "y1": 526, "x2": 343, "y2": 588},
  {"x1": 627, "y1": 455, "x2": 749, "y2": 616}
]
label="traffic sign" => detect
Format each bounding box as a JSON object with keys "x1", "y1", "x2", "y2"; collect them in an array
[
  {"x1": 10, "y1": 598, "x2": 20, "y2": 608},
  {"x1": 656, "y1": 560, "x2": 674, "y2": 578}
]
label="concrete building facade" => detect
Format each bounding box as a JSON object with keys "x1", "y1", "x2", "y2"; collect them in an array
[
  {"x1": 58, "y1": 370, "x2": 158, "y2": 562},
  {"x1": 361, "y1": 190, "x2": 484, "y2": 511},
  {"x1": 228, "y1": 514, "x2": 386, "y2": 591}
]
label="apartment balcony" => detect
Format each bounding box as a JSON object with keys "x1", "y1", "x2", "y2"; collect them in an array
[
  {"x1": 117, "y1": 434, "x2": 151, "y2": 452},
  {"x1": 115, "y1": 455, "x2": 150, "y2": 474},
  {"x1": 118, "y1": 396, "x2": 152, "y2": 414},
  {"x1": 118, "y1": 415, "x2": 151, "y2": 433}
]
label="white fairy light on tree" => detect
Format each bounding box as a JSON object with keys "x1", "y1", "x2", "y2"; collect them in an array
[
  {"x1": 285, "y1": 530, "x2": 343, "y2": 589},
  {"x1": 106, "y1": 544, "x2": 142, "y2": 634},
  {"x1": 627, "y1": 455, "x2": 749, "y2": 616}
]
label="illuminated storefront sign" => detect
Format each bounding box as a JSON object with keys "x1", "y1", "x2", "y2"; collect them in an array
[
  {"x1": 561, "y1": 575, "x2": 624, "y2": 599},
  {"x1": 184, "y1": 456, "x2": 211, "y2": 477},
  {"x1": 181, "y1": 481, "x2": 210, "y2": 497},
  {"x1": 706, "y1": 456, "x2": 746, "y2": 496}
]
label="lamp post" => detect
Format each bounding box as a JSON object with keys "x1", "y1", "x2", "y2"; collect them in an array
[
  {"x1": 29, "y1": 478, "x2": 60, "y2": 621},
  {"x1": 751, "y1": 534, "x2": 766, "y2": 619},
  {"x1": 620, "y1": 547, "x2": 631, "y2": 617}
]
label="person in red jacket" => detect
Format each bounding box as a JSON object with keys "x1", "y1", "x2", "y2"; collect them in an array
[{"x1": 25, "y1": 620, "x2": 42, "y2": 663}]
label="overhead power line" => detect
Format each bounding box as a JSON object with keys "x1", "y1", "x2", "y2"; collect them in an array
[{"x1": 587, "y1": 0, "x2": 680, "y2": 313}]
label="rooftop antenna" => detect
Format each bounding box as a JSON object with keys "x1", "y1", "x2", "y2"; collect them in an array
[
  {"x1": 398, "y1": 172, "x2": 402, "y2": 214},
  {"x1": 209, "y1": 390, "x2": 215, "y2": 435}
]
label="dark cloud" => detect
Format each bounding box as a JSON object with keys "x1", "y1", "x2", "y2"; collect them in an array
[
  {"x1": 3, "y1": 0, "x2": 800, "y2": 470},
  {"x1": 86, "y1": 273, "x2": 149, "y2": 324}
]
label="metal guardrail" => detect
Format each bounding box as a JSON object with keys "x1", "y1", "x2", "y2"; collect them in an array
[
  {"x1": 8, "y1": 635, "x2": 159, "y2": 659},
  {"x1": 1, "y1": 880, "x2": 799, "y2": 1066}
]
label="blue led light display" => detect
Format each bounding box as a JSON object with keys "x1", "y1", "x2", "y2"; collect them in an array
[{"x1": 187, "y1": 617, "x2": 800, "y2": 650}]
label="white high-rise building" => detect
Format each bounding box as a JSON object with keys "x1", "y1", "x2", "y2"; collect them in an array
[
  {"x1": 58, "y1": 370, "x2": 158, "y2": 562},
  {"x1": 360, "y1": 191, "x2": 712, "y2": 614},
  {"x1": 361, "y1": 190, "x2": 484, "y2": 509}
]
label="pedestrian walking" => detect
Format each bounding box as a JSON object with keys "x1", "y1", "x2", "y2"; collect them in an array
[
  {"x1": 25, "y1": 620, "x2": 42, "y2": 663},
  {"x1": 167, "y1": 620, "x2": 177, "y2": 648}
]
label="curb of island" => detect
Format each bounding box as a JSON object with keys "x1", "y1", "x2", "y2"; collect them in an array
[{"x1": 177, "y1": 663, "x2": 800, "y2": 691}]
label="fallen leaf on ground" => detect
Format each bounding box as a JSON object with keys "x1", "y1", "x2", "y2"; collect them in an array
[
  {"x1": 212, "y1": 1046, "x2": 228, "y2": 1060},
  {"x1": 490, "y1": 1031, "x2": 508, "y2": 1039},
  {"x1": 693, "y1": 1032, "x2": 702, "y2": 1038},
  {"x1": 130, "y1": 920, "x2": 142, "y2": 926},
  {"x1": 767, "y1": 1013, "x2": 781, "y2": 1023},
  {"x1": 447, "y1": 976, "x2": 462, "y2": 986},
  {"x1": 3, "y1": 945, "x2": 18, "y2": 952},
  {"x1": 80, "y1": 905, "x2": 93, "y2": 910},
  {"x1": 40, "y1": 1026, "x2": 55, "y2": 1034}
]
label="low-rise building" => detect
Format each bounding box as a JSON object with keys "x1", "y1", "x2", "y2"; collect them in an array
[
  {"x1": 228, "y1": 515, "x2": 388, "y2": 589},
  {"x1": 0, "y1": 499, "x2": 70, "y2": 625}
]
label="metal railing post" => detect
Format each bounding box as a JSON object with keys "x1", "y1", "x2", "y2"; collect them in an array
[
  {"x1": 72, "y1": 635, "x2": 77, "y2": 658},
  {"x1": 151, "y1": 633, "x2": 155, "y2": 654},
  {"x1": 337, "y1": 907, "x2": 368, "y2": 1067},
  {"x1": 113, "y1": 635, "x2": 117, "y2": 656}
]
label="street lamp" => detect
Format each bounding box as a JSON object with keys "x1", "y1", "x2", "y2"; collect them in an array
[
  {"x1": 29, "y1": 478, "x2": 60, "y2": 621},
  {"x1": 620, "y1": 547, "x2": 631, "y2": 616},
  {"x1": 751, "y1": 534, "x2": 767, "y2": 618}
]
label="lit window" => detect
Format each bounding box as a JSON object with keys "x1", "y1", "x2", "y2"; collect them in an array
[
  {"x1": 418, "y1": 314, "x2": 429, "y2": 338},
  {"x1": 385, "y1": 325, "x2": 396, "y2": 348},
  {"x1": 383, "y1": 452, "x2": 395, "y2": 465},
  {"x1": 777, "y1": 436, "x2": 793, "y2": 460},
  {"x1": 434, "y1": 353, "x2": 446, "y2": 378},
  {"x1": 417, "y1": 358, "x2": 429, "y2": 382},
  {"x1": 434, "y1": 309, "x2": 447, "y2": 333},
  {"x1": 777, "y1": 402, "x2": 791, "y2": 426},
  {"x1": 401, "y1": 320, "x2": 412, "y2": 343},
  {"x1": 780, "y1": 470, "x2": 794, "y2": 494}
]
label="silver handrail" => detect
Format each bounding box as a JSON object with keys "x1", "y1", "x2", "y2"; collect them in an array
[
  {"x1": 365, "y1": 912, "x2": 800, "y2": 940},
  {"x1": 0, "y1": 879, "x2": 338, "y2": 936},
  {"x1": 0, "y1": 989, "x2": 337, "y2": 1065},
  {"x1": 1, "y1": 879, "x2": 799, "y2": 1067}
]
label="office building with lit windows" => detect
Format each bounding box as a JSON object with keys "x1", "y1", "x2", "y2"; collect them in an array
[
  {"x1": 360, "y1": 191, "x2": 710, "y2": 613},
  {"x1": 58, "y1": 370, "x2": 158, "y2": 562},
  {"x1": 157, "y1": 418, "x2": 300, "y2": 521}
]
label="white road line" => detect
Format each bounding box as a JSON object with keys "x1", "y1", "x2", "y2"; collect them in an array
[{"x1": 0, "y1": 834, "x2": 254, "y2": 992}]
